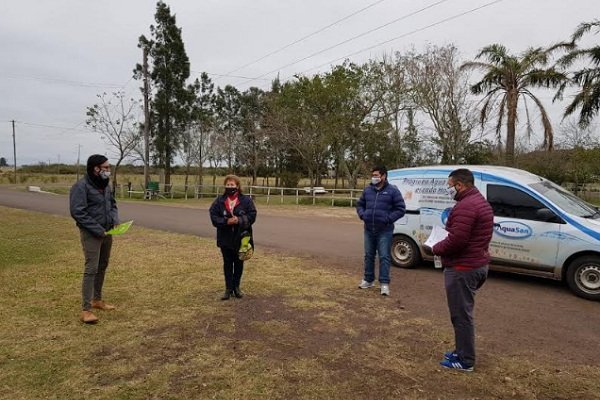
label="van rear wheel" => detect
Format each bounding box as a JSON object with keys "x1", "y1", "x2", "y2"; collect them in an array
[
  {"x1": 391, "y1": 235, "x2": 420, "y2": 269},
  {"x1": 566, "y1": 256, "x2": 600, "y2": 301}
]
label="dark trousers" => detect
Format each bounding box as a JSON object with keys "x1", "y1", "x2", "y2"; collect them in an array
[
  {"x1": 221, "y1": 247, "x2": 244, "y2": 290},
  {"x1": 79, "y1": 229, "x2": 113, "y2": 311},
  {"x1": 444, "y1": 265, "x2": 488, "y2": 367}
]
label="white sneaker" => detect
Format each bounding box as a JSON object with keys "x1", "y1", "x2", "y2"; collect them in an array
[
  {"x1": 358, "y1": 280, "x2": 375, "y2": 289},
  {"x1": 380, "y1": 284, "x2": 390, "y2": 296}
]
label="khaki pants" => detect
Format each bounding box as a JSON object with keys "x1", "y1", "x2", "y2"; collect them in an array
[{"x1": 79, "y1": 229, "x2": 113, "y2": 311}]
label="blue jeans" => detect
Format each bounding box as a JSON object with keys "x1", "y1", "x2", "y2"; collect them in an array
[{"x1": 363, "y1": 229, "x2": 393, "y2": 284}]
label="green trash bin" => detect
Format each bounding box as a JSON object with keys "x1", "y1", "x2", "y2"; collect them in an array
[{"x1": 145, "y1": 181, "x2": 160, "y2": 200}]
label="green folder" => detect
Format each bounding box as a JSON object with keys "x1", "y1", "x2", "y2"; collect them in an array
[{"x1": 106, "y1": 220, "x2": 134, "y2": 235}]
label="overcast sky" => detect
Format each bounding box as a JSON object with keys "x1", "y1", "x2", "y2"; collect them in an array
[{"x1": 0, "y1": 0, "x2": 597, "y2": 165}]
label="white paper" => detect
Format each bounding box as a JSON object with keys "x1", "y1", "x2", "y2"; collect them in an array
[{"x1": 425, "y1": 225, "x2": 449, "y2": 248}]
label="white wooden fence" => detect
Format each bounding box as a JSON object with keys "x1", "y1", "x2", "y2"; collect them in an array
[{"x1": 119, "y1": 183, "x2": 364, "y2": 207}]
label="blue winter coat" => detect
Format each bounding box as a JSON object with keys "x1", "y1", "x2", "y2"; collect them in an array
[
  {"x1": 356, "y1": 181, "x2": 406, "y2": 232},
  {"x1": 209, "y1": 193, "x2": 257, "y2": 250}
]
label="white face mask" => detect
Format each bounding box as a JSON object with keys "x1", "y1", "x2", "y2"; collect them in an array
[
  {"x1": 371, "y1": 177, "x2": 382, "y2": 185},
  {"x1": 447, "y1": 185, "x2": 458, "y2": 199},
  {"x1": 99, "y1": 170, "x2": 111, "y2": 180}
]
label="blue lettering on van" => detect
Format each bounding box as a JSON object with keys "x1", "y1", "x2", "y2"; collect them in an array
[
  {"x1": 419, "y1": 207, "x2": 441, "y2": 216},
  {"x1": 539, "y1": 231, "x2": 592, "y2": 244},
  {"x1": 494, "y1": 221, "x2": 533, "y2": 239}
]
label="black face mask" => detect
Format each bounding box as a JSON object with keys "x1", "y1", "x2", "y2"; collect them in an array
[{"x1": 225, "y1": 187, "x2": 238, "y2": 196}]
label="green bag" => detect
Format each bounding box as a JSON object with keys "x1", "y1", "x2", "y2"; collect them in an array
[{"x1": 238, "y1": 231, "x2": 253, "y2": 261}]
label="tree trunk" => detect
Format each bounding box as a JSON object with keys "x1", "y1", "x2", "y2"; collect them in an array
[
  {"x1": 112, "y1": 159, "x2": 124, "y2": 193},
  {"x1": 197, "y1": 164, "x2": 204, "y2": 185},
  {"x1": 184, "y1": 163, "x2": 190, "y2": 191},
  {"x1": 506, "y1": 91, "x2": 518, "y2": 166}
]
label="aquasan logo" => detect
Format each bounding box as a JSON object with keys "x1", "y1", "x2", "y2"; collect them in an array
[{"x1": 494, "y1": 221, "x2": 533, "y2": 239}]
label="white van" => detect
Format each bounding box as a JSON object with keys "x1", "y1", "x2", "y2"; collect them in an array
[{"x1": 387, "y1": 165, "x2": 600, "y2": 301}]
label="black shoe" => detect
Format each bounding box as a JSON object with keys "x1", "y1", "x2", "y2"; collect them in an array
[
  {"x1": 233, "y1": 287, "x2": 243, "y2": 298},
  {"x1": 221, "y1": 290, "x2": 232, "y2": 300}
]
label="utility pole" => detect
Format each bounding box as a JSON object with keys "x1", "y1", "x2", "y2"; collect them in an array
[
  {"x1": 142, "y1": 46, "x2": 151, "y2": 188},
  {"x1": 11, "y1": 120, "x2": 16, "y2": 183},
  {"x1": 76, "y1": 144, "x2": 81, "y2": 181}
]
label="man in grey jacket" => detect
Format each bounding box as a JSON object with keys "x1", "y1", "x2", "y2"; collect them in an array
[{"x1": 70, "y1": 154, "x2": 119, "y2": 323}]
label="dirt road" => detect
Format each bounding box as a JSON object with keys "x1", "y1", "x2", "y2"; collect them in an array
[{"x1": 1, "y1": 186, "x2": 598, "y2": 365}]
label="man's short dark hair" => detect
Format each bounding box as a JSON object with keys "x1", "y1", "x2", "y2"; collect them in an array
[
  {"x1": 86, "y1": 154, "x2": 108, "y2": 176},
  {"x1": 449, "y1": 168, "x2": 474, "y2": 186},
  {"x1": 372, "y1": 165, "x2": 387, "y2": 176}
]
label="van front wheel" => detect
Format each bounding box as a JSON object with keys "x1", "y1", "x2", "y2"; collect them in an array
[
  {"x1": 391, "y1": 235, "x2": 420, "y2": 269},
  {"x1": 566, "y1": 256, "x2": 600, "y2": 301}
]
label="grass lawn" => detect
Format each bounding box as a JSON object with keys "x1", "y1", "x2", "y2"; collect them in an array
[{"x1": 1, "y1": 206, "x2": 599, "y2": 400}]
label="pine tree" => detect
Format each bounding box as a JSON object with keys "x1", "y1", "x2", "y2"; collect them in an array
[{"x1": 138, "y1": 1, "x2": 193, "y2": 185}]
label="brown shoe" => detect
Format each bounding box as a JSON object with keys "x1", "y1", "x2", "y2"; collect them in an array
[
  {"x1": 80, "y1": 311, "x2": 99, "y2": 324},
  {"x1": 91, "y1": 300, "x2": 116, "y2": 310}
]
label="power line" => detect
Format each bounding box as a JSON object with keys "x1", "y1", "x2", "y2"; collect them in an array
[
  {"x1": 19, "y1": 121, "x2": 86, "y2": 131},
  {"x1": 224, "y1": 0, "x2": 389, "y2": 76},
  {"x1": 234, "y1": 0, "x2": 453, "y2": 88},
  {"x1": 16, "y1": 121, "x2": 89, "y2": 139},
  {"x1": 2, "y1": 74, "x2": 123, "y2": 89},
  {"x1": 190, "y1": 70, "x2": 272, "y2": 82},
  {"x1": 294, "y1": 0, "x2": 504, "y2": 79}
]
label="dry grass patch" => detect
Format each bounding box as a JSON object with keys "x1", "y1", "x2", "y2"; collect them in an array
[{"x1": 1, "y1": 206, "x2": 599, "y2": 400}]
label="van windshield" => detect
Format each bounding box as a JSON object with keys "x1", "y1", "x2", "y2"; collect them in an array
[{"x1": 529, "y1": 181, "x2": 599, "y2": 218}]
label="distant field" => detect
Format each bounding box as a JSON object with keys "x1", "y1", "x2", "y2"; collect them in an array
[
  {"x1": 0, "y1": 172, "x2": 370, "y2": 190},
  {"x1": 3, "y1": 172, "x2": 600, "y2": 207},
  {"x1": 0, "y1": 173, "x2": 367, "y2": 207}
]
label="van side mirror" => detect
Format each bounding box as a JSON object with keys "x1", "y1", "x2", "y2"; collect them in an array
[{"x1": 536, "y1": 208, "x2": 563, "y2": 223}]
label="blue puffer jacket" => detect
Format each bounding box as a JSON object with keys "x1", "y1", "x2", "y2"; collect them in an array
[{"x1": 357, "y1": 181, "x2": 406, "y2": 232}]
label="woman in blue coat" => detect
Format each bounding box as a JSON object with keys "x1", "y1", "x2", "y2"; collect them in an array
[{"x1": 209, "y1": 175, "x2": 257, "y2": 300}]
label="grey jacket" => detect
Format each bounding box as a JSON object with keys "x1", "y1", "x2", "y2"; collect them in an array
[{"x1": 69, "y1": 176, "x2": 119, "y2": 237}]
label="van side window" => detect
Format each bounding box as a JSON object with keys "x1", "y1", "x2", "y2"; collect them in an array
[{"x1": 487, "y1": 185, "x2": 557, "y2": 222}]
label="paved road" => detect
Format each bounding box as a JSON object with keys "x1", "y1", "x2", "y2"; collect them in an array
[
  {"x1": 0, "y1": 186, "x2": 362, "y2": 263},
  {"x1": 1, "y1": 186, "x2": 599, "y2": 365}
]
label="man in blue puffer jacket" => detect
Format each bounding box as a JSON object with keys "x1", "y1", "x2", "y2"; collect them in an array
[{"x1": 356, "y1": 165, "x2": 406, "y2": 296}]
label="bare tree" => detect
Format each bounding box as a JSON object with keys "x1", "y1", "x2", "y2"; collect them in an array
[
  {"x1": 86, "y1": 91, "x2": 141, "y2": 188},
  {"x1": 205, "y1": 128, "x2": 225, "y2": 186},
  {"x1": 190, "y1": 73, "x2": 216, "y2": 186},
  {"x1": 400, "y1": 45, "x2": 477, "y2": 163},
  {"x1": 557, "y1": 117, "x2": 598, "y2": 149},
  {"x1": 214, "y1": 85, "x2": 242, "y2": 172}
]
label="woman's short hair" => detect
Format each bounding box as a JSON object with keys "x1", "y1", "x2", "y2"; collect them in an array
[{"x1": 223, "y1": 174, "x2": 243, "y2": 193}]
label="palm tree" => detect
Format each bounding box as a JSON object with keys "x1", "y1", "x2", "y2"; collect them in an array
[
  {"x1": 461, "y1": 44, "x2": 567, "y2": 165},
  {"x1": 555, "y1": 20, "x2": 600, "y2": 128}
]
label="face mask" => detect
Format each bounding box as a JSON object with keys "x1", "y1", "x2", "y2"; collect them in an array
[
  {"x1": 225, "y1": 187, "x2": 238, "y2": 196},
  {"x1": 447, "y1": 185, "x2": 458, "y2": 199},
  {"x1": 371, "y1": 177, "x2": 381, "y2": 185},
  {"x1": 99, "y1": 170, "x2": 111, "y2": 180}
]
